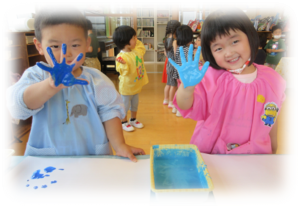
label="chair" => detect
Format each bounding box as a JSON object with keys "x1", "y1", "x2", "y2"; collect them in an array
[{"x1": 98, "y1": 42, "x2": 120, "y2": 75}]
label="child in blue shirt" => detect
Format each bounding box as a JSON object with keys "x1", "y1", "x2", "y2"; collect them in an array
[{"x1": 6, "y1": 7, "x2": 145, "y2": 161}]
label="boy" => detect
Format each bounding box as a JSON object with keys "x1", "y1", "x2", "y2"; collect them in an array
[
  {"x1": 193, "y1": 33, "x2": 204, "y2": 66},
  {"x1": 113, "y1": 26, "x2": 149, "y2": 132},
  {"x1": 6, "y1": 8, "x2": 145, "y2": 161},
  {"x1": 264, "y1": 25, "x2": 286, "y2": 69}
]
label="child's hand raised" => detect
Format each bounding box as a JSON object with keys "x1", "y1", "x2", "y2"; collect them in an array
[
  {"x1": 37, "y1": 43, "x2": 89, "y2": 88},
  {"x1": 115, "y1": 144, "x2": 145, "y2": 163},
  {"x1": 168, "y1": 44, "x2": 210, "y2": 88}
]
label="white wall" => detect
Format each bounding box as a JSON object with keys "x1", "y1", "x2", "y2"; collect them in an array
[{"x1": 1, "y1": 1, "x2": 35, "y2": 30}]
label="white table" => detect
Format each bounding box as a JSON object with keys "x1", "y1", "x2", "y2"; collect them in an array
[
  {"x1": 202, "y1": 153, "x2": 298, "y2": 205},
  {"x1": 4, "y1": 154, "x2": 295, "y2": 207}
]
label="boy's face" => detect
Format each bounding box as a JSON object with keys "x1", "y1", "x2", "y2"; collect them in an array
[
  {"x1": 34, "y1": 24, "x2": 90, "y2": 73},
  {"x1": 272, "y1": 29, "x2": 282, "y2": 37}
]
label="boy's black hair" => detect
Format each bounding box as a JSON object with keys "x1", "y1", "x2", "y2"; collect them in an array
[
  {"x1": 34, "y1": 7, "x2": 88, "y2": 42},
  {"x1": 201, "y1": 9, "x2": 259, "y2": 70},
  {"x1": 113, "y1": 26, "x2": 136, "y2": 50},
  {"x1": 86, "y1": 18, "x2": 93, "y2": 30},
  {"x1": 176, "y1": 25, "x2": 193, "y2": 46},
  {"x1": 272, "y1": 25, "x2": 282, "y2": 33},
  {"x1": 258, "y1": 34, "x2": 267, "y2": 48},
  {"x1": 164, "y1": 20, "x2": 181, "y2": 51}
]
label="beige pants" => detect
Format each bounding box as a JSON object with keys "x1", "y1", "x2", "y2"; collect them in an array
[{"x1": 83, "y1": 57, "x2": 101, "y2": 71}]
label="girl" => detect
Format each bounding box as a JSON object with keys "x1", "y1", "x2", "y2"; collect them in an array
[
  {"x1": 170, "y1": 9, "x2": 285, "y2": 154},
  {"x1": 163, "y1": 20, "x2": 181, "y2": 108},
  {"x1": 173, "y1": 25, "x2": 194, "y2": 116}
]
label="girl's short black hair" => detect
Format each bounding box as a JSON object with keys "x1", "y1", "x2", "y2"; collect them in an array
[
  {"x1": 34, "y1": 7, "x2": 88, "y2": 42},
  {"x1": 164, "y1": 20, "x2": 181, "y2": 51},
  {"x1": 176, "y1": 25, "x2": 193, "y2": 46},
  {"x1": 86, "y1": 18, "x2": 93, "y2": 30},
  {"x1": 201, "y1": 9, "x2": 259, "y2": 70},
  {"x1": 113, "y1": 26, "x2": 136, "y2": 50},
  {"x1": 272, "y1": 25, "x2": 282, "y2": 33}
]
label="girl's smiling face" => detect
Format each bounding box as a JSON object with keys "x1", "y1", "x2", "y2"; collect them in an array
[{"x1": 210, "y1": 29, "x2": 251, "y2": 72}]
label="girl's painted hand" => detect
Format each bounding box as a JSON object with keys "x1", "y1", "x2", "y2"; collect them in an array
[
  {"x1": 115, "y1": 144, "x2": 146, "y2": 163},
  {"x1": 168, "y1": 44, "x2": 210, "y2": 88},
  {"x1": 37, "y1": 43, "x2": 89, "y2": 87}
]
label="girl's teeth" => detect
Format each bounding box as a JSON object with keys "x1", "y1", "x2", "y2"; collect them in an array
[{"x1": 230, "y1": 57, "x2": 239, "y2": 62}]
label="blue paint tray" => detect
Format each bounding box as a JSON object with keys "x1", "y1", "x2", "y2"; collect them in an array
[{"x1": 150, "y1": 144, "x2": 213, "y2": 196}]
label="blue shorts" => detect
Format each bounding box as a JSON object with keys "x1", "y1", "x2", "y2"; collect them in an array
[{"x1": 121, "y1": 94, "x2": 139, "y2": 113}]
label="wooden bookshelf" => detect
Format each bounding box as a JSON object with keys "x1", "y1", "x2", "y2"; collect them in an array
[{"x1": 6, "y1": 31, "x2": 46, "y2": 143}]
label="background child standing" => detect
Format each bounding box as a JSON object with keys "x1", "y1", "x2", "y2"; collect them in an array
[
  {"x1": 172, "y1": 25, "x2": 194, "y2": 117},
  {"x1": 193, "y1": 33, "x2": 205, "y2": 66},
  {"x1": 82, "y1": 18, "x2": 101, "y2": 71},
  {"x1": 170, "y1": 9, "x2": 285, "y2": 154},
  {"x1": 264, "y1": 25, "x2": 286, "y2": 69},
  {"x1": 164, "y1": 20, "x2": 181, "y2": 109},
  {"x1": 113, "y1": 26, "x2": 149, "y2": 132}
]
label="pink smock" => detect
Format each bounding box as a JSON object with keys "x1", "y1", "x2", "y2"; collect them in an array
[{"x1": 173, "y1": 64, "x2": 286, "y2": 154}]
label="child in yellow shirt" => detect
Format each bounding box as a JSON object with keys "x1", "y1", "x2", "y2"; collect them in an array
[{"x1": 113, "y1": 26, "x2": 149, "y2": 132}]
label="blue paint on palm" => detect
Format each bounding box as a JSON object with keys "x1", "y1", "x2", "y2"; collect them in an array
[
  {"x1": 36, "y1": 43, "x2": 88, "y2": 87},
  {"x1": 168, "y1": 44, "x2": 210, "y2": 88}
]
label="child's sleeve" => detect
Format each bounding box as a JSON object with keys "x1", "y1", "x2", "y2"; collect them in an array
[
  {"x1": 134, "y1": 39, "x2": 146, "y2": 57},
  {"x1": 264, "y1": 40, "x2": 271, "y2": 50},
  {"x1": 279, "y1": 39, "x2": 286, "y2": 50},
  {"x1": 6, "y1": 66, "x2": 45, "y2": 120},
  {"x1": 94, "y1": 74, "x2": 126, "y2": 122},
  {"x1": 115, "y1": 54, "x2": 129, "y2": 76}
]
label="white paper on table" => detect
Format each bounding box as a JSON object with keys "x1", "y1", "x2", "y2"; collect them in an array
[
  {"x1": 4, "y1": 156, "x2": 151, "y2": 205},
  {"x1": 201, "y1": 153, "x2": 297, "y2": 204}
]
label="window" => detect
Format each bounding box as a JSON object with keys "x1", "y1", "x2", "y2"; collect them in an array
[{"x1": 1, "y1": 1, "x2": 35, "y2": 30}]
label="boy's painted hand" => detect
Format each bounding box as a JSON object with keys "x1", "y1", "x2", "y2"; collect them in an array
[
  {"x1": 37, "y1": 43, "x2": 89, "y2": 87},
  {"x1": 168, "y1": 44, "x2": 210, "y2": 88},
  {"x1": 115, "y1": 144, "x2": 145, "y2": 162}
]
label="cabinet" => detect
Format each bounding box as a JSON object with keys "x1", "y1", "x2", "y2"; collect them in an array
[
  {"x1": 136, "y1": 6, "x2": 171, "y2": 65},
  {"x1": 6, "y1": 31, "x2": 45, "y2": 142}
]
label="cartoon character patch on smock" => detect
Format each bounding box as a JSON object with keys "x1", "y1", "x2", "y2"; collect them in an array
[
  {"x1": 134, "y1": 56, "x2": 145, "y2": 82},
  {"x1": 261, "y1": 102, "x2": 279, "y2": 127}
]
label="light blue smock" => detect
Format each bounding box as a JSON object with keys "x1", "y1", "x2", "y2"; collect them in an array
[{"x1": 7, "y1": 64, "x2": 125, "y2": 156}]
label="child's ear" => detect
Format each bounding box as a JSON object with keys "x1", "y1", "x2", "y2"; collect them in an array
[
  {"x1": 33, "y1": 38, "x2": 44, "y2": 55},
  {"x1": 86, "y1": 36, "x2": 91, "y2": 52}
]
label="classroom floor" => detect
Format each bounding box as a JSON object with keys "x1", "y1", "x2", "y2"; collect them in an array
[{"x1": 9, "y1": 68, "x2": 290, "y2": 155}]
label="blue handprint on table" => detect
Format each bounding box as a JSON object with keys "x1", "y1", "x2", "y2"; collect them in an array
[
  {"x1": 168, "y1": 44, "x2": 210, "y2": 88},
  {"x1": 37, "y1": 43, "x2": 88, "y2": 87}
]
